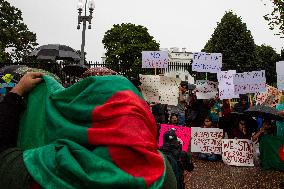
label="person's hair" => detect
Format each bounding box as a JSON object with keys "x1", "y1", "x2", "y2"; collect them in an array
[
  {"x1": 180, "y1": 81, "x2": 188, "y2": 90},
  {"x1": 204, "y1": 116, "x2": 212, "y2": 122}
]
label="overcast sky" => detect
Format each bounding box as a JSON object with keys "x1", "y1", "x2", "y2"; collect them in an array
[{"x1": 7, "y1": 0, "x2": 284, "y2": 61}]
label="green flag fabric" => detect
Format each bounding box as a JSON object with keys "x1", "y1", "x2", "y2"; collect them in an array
[
  {"x1": 259, "y1": 134, "x2": 284, "y2": 171},
  {"x1": 17, "y1": 75, "x2": 170, "y2": 189}
]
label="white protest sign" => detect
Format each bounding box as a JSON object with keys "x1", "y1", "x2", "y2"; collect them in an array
[
  {"x1": 195, "y1": 80, "x2": 218, "y2": 99},
  {"x1": 222, "y1": 139, "x2": 254, "y2": 166},
  {"x1": 276, "y1": 61, "x2": 284, "y2": 90},
  {"x1": 159, "y1": 76, "x2": 181, "y2": 106},
  {"x1": 142, "y1": 51, "x2": 169, "y2": 68},
  {"x1": 139, "y1": 75, "x2": 160, "y2": 103},
  {"x1": 192, "y1": 52, "x2": 222, "y2": 73},
  {"x1": 218, "y1": 70, "x2": 239, "y2": 99},
  {"x1": 191, "y1": 127, "x2": 223, "y2": 154},
  {"x1": 233, "y1": 70, "x2": 266, "y2": 94}
]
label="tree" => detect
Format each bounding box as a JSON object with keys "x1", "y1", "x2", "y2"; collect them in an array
[
  {"x1": 0, "y1": 0, "x2": 37, "y2": 63},
  {"x1": 203, "y1": 11, "x2": 257, "y2": 73},
  {"x1": 255, "y1": 44, "x2": 281, "y2": 84},
  {"x1": 263, "y1": 0, "x2": 284, "y2": 37},
  {"x1": 102, "y1": 23, "x2": 160, "y2": 78}
]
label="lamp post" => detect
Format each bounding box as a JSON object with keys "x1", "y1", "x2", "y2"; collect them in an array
[{"x1": 77, "y1": 0, "x2": 95, "y2": 65}]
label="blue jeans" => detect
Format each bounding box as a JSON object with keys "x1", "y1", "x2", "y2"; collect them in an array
[{"x1": 178, "y1": 113, "x2": 186, "y2": 126}]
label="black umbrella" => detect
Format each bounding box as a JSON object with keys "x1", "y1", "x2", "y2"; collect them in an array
[
  {"x1": 62, "y1": 64, "x2": 88, "y2": 77},
  {"x1": 29, "y1": 44, "x2": 80, "y2": 61},
  {"x1": 245, "y1": 104, "x2": 284, "y2": 121}
]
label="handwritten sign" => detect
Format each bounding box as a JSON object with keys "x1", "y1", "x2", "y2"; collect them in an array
[
  {"x1": 191, "y1": 127, "x2": 223, "y2": 154},
  {"x1": 255, "y1": 85, "x2": 280, "y2": 107},
  {"x1": 218, "y1": 70, "x2": 239, "y2": 99},
  {"x1": 142, "y1": 51, "x2": 169, "y2": 68},
  {"x1": 159, "y1": 76, "x2": 181, "y2": 106},
  {"x1": 222, "y1": 139, "x2": 254, "y2": 166},
  {"x1": 276, "y1": 61, "x2": 284, "y2": 90},
  {"x1": 195, "y1": 80, "x2": 218, "y2": 99},
  {"x1": 159, "y1": 124, "x2": 191, "y2": 152},
  {"x1": 139, "y1": 74, "x2": 160, "y2": 103},
  {"x1": 192, "y1": 52, "x2": 222, "y2": 73},
  {"x1": 233, "y1": 70, "x2": 266, "y2": 94}
]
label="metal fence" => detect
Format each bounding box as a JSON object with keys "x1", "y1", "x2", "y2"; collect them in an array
[{"x1": 0, "y1": 61, "x2": 193, "y2": 84}]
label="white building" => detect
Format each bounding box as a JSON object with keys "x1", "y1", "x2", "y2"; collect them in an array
[{"x1": 161, "y1": 47, "x2": 194, "y2": 83}]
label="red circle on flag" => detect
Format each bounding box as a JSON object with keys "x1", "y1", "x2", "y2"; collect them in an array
[{"x1": 279, "y1": 144, "x2": 284, "y2": 162}]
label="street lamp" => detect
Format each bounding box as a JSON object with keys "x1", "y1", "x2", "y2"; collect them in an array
[{"x1": 77, "y1": 0, "x2": 95, "y2": 65}]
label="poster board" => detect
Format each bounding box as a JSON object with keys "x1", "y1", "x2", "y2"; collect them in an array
[
  {"x1": 192, "y1": 52, "x2": 222, "y2": 73},
  {"x1": 217, "y1": 70, "x2": 239, "y2": 99},
  {"x1": 191, "y1": 127, "x2": 223, "y2": 154},
  {"x1": 222, "y1": 139, "x2": 254, "y2": 166},
  {"x1": 159, "y1": 76, "x2": 181, "y2": 106},
  {"x1": 158, "y1": 124, "x2": 191, "y2": 152},
  {"x1": 195, "y1": 80, "x2": 218, "y2": 99},
  {"x1": 142, "y1": 51, "x2": 169, "y2": 68},
  {"x1": 139, "y1": 75, "x2": 160, "y2": 103},
  {"x1": 233, "y1": 70, "x2": 266, "y2": 94}
]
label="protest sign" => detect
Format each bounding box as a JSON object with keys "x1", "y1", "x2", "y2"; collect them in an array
[
  {"x1": 233, "y1": 70, "x2": 266, "y2": 94},
  {"x1": 191, "y1": 127, "x2": 223, "y2": 154},
  {"x1": 255, "y1": 85, "x2": 280, "y2": 107},
  {"x1": 222, "y1": 139, "x2": 254, "y2": 166},
  {"x1": 217, "y1": 70, "x2": 239, "y2": 99},
  {"x1": 159, "y1": 76, "x2": 181, "y2": 106},
  {"x1": 142, "y1": 51, "x2": 168, "y2": 68},
  {"x1": 276, "y1": 61, "x2": 284, "y2": 90},
  {"x1": 195, "y1": 80, "x2": 218, "y2": 99},
  {"x1": 158, "y1": 124, "x2": 191, "y2": 152},
  {"x1": 139, "y1": 75, "x2": 160, "y2": 103},
  {"x1": 192, "y1": 52, "x2": 222, "y2": 73}
]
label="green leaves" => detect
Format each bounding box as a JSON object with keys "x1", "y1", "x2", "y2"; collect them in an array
[
  {"x1": 102, "y1": 23, "x2": 159, "y2": 78},
  {"x1": 0, "y1": 0, "x2": 37, "y2": 63},
  {"x1": 263, "y1": 0, "x2": 284, "y2": 37},
  {"x1": 203, "y1": 11, "x2": 257, "y2": 73}
]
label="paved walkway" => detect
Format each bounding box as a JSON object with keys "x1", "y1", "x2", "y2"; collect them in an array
[{"x1": 185, "y1": 154, "x2": 284, "y2": 189}]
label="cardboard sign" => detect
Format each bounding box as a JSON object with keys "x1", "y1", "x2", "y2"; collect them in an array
[
  {"x1": 195, "y1": 80, "x2": 218, "y2": 99},
  {"x1": 277, "y1": 61, "x2": 284, "y2": 90},
  {"x1": 233, "y1": 70, "x2": 266, "y2": 94},
  {"x1": 139, "y1": 75, "x2": 160, "y2": 103},
  {"x1": 142, "y1": 51, "x2": 169, "y2": 68},
  {"x1": 159, "y1": 124, "x2": 191, "y2": 152},
  {"x1": 191, "y1": 127, "x2": 223, "y2": 154},
  {"x1": 218, "y1": 70, "x2": 239, "y2": 99},
  {"x1": 159, "y1": 76, "x2": 181, "y2": 106},
  {"x1": 222, "y1": 139, "x2": 254, "y2": 166},
  {"x1": 192, "y1": 52, "x2": 222, "y2": 73}
]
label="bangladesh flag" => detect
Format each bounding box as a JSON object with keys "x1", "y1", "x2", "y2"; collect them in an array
[
  {"x1": 259, "y1": 134, "x2": 284, "y2": 171},
  {"x1": 17, "y1": 75, "x2": 170, "y2": 189}
]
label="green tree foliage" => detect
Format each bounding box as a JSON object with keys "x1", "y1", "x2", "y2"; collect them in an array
[
  {"x1": 203, "y1": 11, "x2": 257, "y2": 73},
  {"x1": 264, "y1": 0, "x2": 284, "y2": 37},
  {"x1": 102, "y1": 23, "x2": 160, "y2": 78},
  {"x1": 255, "y1": 45, "x2": 281, "y2": 84},
  {"x1": 0, "y1": 0, "x2": 37, "y2": 63}
]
